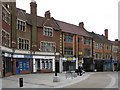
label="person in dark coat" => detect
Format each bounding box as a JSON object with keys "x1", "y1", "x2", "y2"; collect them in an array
[{"x1": 78, "y1": 65, "x2": 82, "y2": 76}]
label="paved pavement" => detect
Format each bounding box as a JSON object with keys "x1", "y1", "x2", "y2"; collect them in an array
[
  {"x1": 1, "y1": 72, "x2": 93, "y2": 88},
  {"x1": 64, "y1": 72, "x2": 118, "y2": 88},
  {"x1": 0, "y1": 72, "x2": 119, "y2": 89}
]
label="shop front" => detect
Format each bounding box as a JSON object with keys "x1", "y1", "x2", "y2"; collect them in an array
[
  {"x1": 13, "y1": 54, "x2": 32, "y2": 74},
  {"x1": 2, "y1": 52, "x2": 12, "y2": 77},
  {"x1": 83, "y1": 58, "x2": 93, "y2": 72},
  {"x1": 60, "y1": 56, "x2": 78, "y2": 72},
  {"x1": 94, "y1": 60, "x2": 104, "y2": 72},
  {"x1": 104, "y1": 60, "x2": 112, "y2": 71},
  {"x1": 33, "y1": 56, "x2": 55, "y2": 73}
]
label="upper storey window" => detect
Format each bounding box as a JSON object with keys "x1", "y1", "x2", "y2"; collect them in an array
[
  {"x1": 64, "y1": 34, "x2": 73, "y2": 43},
  {"x1": 95, "y1": 43, "x2": 102, "y2": 49},
  {"x1": 2, "y1": 5, "x2": 10, "y2": 25},
  {"x1": 106, "y1": 45, "x2": 111, "y2": 50},
  {"x1": 2, "y1": 30, "x2": 10, "y2": 47},
  {"x1": 43, "y1": 26, "x2": 53, "y2": 37},
  {"x1": 17, "y1": 19, "x2": 26, "y2": 32},
  {"x1": 84, "y1": 38, "x2": 90, "y2": 45}
]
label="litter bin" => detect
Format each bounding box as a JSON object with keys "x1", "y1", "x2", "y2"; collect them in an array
[{"x1": 19, "y1": 78, "x2": 23, "y2": 87}]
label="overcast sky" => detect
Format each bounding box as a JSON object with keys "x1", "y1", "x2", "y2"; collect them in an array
[{"x1": 16, "y1": 0, "x2": 119, "y2": 41}]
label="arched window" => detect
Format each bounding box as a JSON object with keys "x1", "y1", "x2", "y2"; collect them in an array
[
  {"x1": 42, "y1": 61, "x2": 45, "y2": 69},
  {"x1": 45, "y1": 61, "x2": 48, "y2": 69},
  {"x1": 49, "y1": 61, "x2": 52, "y2": 69}
]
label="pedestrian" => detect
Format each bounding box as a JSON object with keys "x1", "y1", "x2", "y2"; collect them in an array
[{"x1": 78, "y1": 65, "x2": 82, "y2": 76}]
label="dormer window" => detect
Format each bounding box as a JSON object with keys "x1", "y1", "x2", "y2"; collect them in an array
[
  {"x1": 17, "y1": 19, "x2": 26, "y2": 32},
  {"x1": 43, "y1": 26, "x2": 53, "y2": 37}
]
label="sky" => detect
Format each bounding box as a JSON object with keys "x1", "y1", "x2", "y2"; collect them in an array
[{"x1": 16, "y1": 0, "x2": 119, "y2": 41}]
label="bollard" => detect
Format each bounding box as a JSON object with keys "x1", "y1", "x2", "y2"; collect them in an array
[{"x1": 19, "y1": 78, "x2": 23, "y2": 87}]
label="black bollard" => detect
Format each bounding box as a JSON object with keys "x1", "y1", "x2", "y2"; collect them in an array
[{"x1": 19, "y1": 78, "x2": 23, "y2": 87}]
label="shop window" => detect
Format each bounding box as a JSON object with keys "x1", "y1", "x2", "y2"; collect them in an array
[
  {"x1": 49, "y1": 61, "x2": 52, "y2": 69},
  {"x1": 64, "y1": 47, "x2": 73, "y2": 55},
  {"x1": 64, "y1": 34, "x2": 73, "y2": 43},
  {"x1": 4, "y1": 58, "x2": 11, "y2": 73},
  {"x1": 43, "y1": 26, "x2": 53, "y2": 37},
  {"x1": 84, "y1": 49, "x2": 91, "y2": 57},
  {"x1": 42, "y1": 61, "x2": 45, "y2": 69},
  {"x1": 45, "y1": 61, "x2": 49, "y2": 69},
  {"x1": 17, "y1": 60, "x2": 30, "y2": 71},
  {"x1": 37, "y1": 60, "x2": 40, "y2": 69}
]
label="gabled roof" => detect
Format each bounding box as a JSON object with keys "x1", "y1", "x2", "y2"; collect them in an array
[
  {"x1": 56, "y1": 20, "x2": 92, "y2": 38},
  {"x1": 88, "y1": 31, "x2": 112, "y2": 44},
  {"x1": 16, "y1": 8, "x2": 60, "y2": 30}
]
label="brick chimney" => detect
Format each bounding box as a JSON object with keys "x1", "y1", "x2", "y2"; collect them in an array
[
  {"x1": 30, "y1": 0, "x2": 37, "y2": 15},
  {"x1": 104, "y1": 29, "x2": 108, "y2": 40},
  {"x1": 30, "y1": 0, "x2": 38, "y2": 50},
  {"x1": 79, "y1": 22, "x2": 84, "y2": 28},
  {"x1": 45, "y1": 10, "x2": 51, "y2": 18},
  {"x1": 115, "y1": 39, "x2": 118, "y2": 41}
]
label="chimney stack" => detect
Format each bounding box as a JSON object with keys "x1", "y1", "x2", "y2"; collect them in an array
[
  {"x1": 45, "y1": 10, "x2": 51, "y2": 18},
  {"x1": 104, "y1": 29, "x2": 108, "y2": 40},
  {"x1": 115, "y1": 39, "x2": 118, "y2": 41},
  {"x1": 30, "y1": 0, "x2": 37, "y2": 15},
  {"x1": 79, "y1": 22, "x2": 84, "y2": 28}
]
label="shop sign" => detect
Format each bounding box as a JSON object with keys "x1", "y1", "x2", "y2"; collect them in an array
[
  {"x1": 24, "y1": 55, "x2": 33, "y2": 58},
  {"x1": 67, "y1": 56, "x2": 73, "y2": 61},
  {"x1": 79, "y1": 51, "x2": 83, "y2": 55},
  {"x1": 4, "y1": 53, "x2": 11, "y2": 57},
  {"x1": 13, "y1": 55, "x2": 24, "y2": 58},
  {"x1": 105, "y1": 60, "x2": 112, "y2": 63}
]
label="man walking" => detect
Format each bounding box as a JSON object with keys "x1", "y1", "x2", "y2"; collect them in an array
[{"x1": 78, "y1": 65, "x2": 82, "y2": 76}]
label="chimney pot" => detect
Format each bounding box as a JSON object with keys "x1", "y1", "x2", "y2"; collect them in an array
[
  {"x1": 104, "y1": 29, "x2": 108, "y2": 40},
  {"x1": 79, "y1": 22, "x2": 84, "y2": 28},
  {"x1": 45, "y1": 10, "x2": 51, "y2": 18},
  {"x1": 115, "y1": 39, "x2": 118, "y2": 41},
  {"x1": 30, "y1": 0, "x2": 37, "y2": 15}
]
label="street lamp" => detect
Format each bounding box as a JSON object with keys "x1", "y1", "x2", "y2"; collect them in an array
[{"x1": 54, "y1": 47, "x2": 57, "y2": 76}]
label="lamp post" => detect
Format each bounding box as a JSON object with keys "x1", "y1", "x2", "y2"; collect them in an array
[{"x1": 54, "y1": 47, "x2": 57, "y2": 76}]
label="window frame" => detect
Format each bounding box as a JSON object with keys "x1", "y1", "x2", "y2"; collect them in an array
[
  {"x1": 17, "y1": 18, "x2": 26, "y2": 32},
  {"x1": 64, "y1": 47, "x2": 73, "y2": 55},
  {"x1": 18, "y1": 37, "x2": 30, "y2": 50},
  {"x1": 40, "y1": 41, "x2": 56, "y2": 52},
  {"x1": 43, "y1": 26, "x2": 53, "y2": 37},
  {"x1": 64, "y1": 34, "x2": 73, "y2": 43}
]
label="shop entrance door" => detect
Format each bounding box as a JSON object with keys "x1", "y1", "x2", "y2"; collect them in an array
[
  {"x1": 3, "y1": 59, "x2": 5, "y2": 77},
  {"x1": 16, "y1": 60, "x2": 20, "y2": 74}
]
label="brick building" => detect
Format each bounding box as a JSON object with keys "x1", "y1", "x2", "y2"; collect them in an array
[
  {"x1": 88, "y1": 29, "x2": 113, "y2": 71},
  {"x1": 0, "y1": 0, "x2": 119, "y2": 77},
  {"x1": 112, "y1": 39, "x2": 119, "y2": 71},
  {"x1": 57, "y1": 21, "x2": 92, "y2": 72}
]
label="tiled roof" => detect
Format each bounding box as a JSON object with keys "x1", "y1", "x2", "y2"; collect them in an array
[
  {"x1": 56, "y1": 20, "x2": 91, "y2": 38},
  {"x1": 16, "y1": 8, "x2": 60, "y2": 30},
  {"x1": 88, "y1": 31, "x2": 112, "y2": 44}
]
